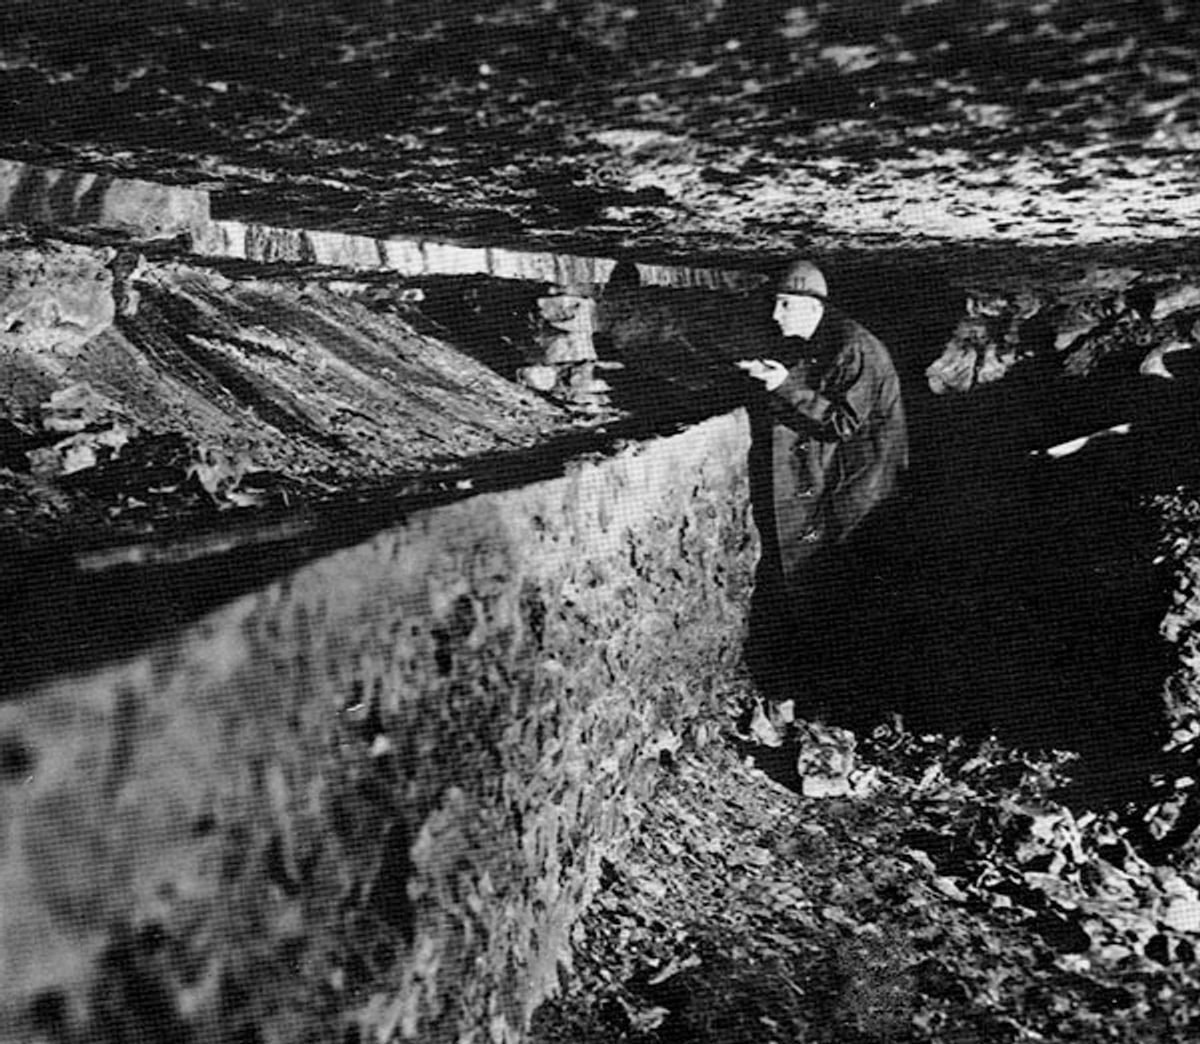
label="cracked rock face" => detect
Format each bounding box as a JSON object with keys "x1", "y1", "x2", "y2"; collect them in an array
[
  {"x1": 925, "y1": 266, "x2": 1200, "y2": 396},
  {"x1": 1, "y1": 241, "x2": 116, "y2": 380},
  {"x1": 6, "y1": 2, "x2": 1200, "y2": 1041}
]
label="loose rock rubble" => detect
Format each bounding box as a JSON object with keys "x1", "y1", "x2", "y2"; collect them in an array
[
  {"x1": 533, "y1": 711, "x2": 1200, "y2": 1043},
  {"x1": 5, "y1": 2, "x2": 1200, "y2": 1040}
]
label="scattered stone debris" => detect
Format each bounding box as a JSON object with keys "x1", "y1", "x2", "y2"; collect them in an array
[
  {"x1": 5, "y1": 3, "x2": 1200, "y2": 1041},
  {"x1": 0, "y1": 232, "x2": 631, "y2": 551},
  {"x1": 533, "y1": 704, "x2": 1200, "y2": 1044},
  {"x1": 926, "y1": 267, "x2": 1200, "y2": 396}
]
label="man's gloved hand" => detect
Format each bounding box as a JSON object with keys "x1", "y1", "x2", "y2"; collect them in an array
[{"x1": 735, "y1": 357, "x2": 790, "y2": 391}]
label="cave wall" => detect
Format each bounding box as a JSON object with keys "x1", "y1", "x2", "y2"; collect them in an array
[
  {"x1": 0, "y1": 409, "x2": 756, "y2": 1044},
  {"x1": 10, "y1": 153, "x2": 1200, "y2": 1043}
]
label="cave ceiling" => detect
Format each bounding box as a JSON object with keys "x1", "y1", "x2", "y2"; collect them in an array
[{"x1": 2, "y1": 0, "x2": 1197, "y2": 260}]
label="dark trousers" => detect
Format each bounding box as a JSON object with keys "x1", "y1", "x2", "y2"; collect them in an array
[{"x1": 745, "y1": 499, "x2": 908, "y2": 714}]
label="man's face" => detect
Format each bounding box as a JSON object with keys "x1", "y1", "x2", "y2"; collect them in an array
[{"x1": 772, "y1": 293, "x2": 823, "y2": 340}]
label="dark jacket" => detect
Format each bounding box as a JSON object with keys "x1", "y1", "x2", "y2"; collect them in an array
[{"x1": 761, "y1": 307, "x2": 908, "y2": 589}]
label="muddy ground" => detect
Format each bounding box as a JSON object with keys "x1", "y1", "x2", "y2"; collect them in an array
[{"x1": 6, "y1": 1, "x2": 1200, "y2": 1040}]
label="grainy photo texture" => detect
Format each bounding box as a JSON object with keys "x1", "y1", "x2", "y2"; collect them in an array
[{"x1": 3, "y1": 2, "x2": 1200, "y2": 1042}]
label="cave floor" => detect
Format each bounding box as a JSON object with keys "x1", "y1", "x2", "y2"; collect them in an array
[
  {"x1": 533, "y1": 727, "x2": 1200, "y2": 1044},
  {"x1": 7, "y1": 2, "x2": 1200, "y2": 1039}
]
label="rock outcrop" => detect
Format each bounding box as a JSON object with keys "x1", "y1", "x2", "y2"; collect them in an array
[
  {"x1": 0, "y1": 409, "x2": 756, "y2": 1044},
  {"x1": 4, "y1": 0, "x2": 1200, "y2": 1035},
  {"x1": 926, "y1": 265, "x2": 1200, "y2": 396}
]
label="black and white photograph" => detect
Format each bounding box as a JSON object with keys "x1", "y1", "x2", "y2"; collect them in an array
[{"x1": 3, "y1": 1, "x2": 1200, "y2": 1041}]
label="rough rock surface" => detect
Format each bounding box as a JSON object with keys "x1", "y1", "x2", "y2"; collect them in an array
[
  {"x1": 3, "y1": 0, "x2": 1199, "y2": 254},
  {"x1": 6, "y1": 1, "x2": 1200, "y2": 1042},
  {"x1": 0, "y1": 236, "x2": 579, "y2": 475},
  {"x1": 0, "y1": 411, "x2": 755, "y2": 1044}
]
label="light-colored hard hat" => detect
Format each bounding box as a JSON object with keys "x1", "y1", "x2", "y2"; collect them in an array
[{"x1": 776, "y1": 259, "x2": 827, "y2": 300}]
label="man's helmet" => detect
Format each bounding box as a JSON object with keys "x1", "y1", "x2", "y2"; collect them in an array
[{"x1": 776, "y1": 259, "x2": 827, "y2": 300}]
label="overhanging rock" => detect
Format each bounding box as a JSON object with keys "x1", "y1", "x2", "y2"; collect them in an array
[
  {"x1": 0, "y1": 159, "x2": 210, "y2": 241},
  {"x1": 0, "y1": 410, "x2": 756, "y2": 1044},
  {"x1": 8, "y1": 156, "x2": 1200, "y2": 1043},
  {"x1": 0, "y1": 159, "x2": 770, "y2": 294}
]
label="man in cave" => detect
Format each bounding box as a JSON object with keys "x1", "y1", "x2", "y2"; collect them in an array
[{"x1": 737, "y1": 259, "x2": 908, "y2": 707}]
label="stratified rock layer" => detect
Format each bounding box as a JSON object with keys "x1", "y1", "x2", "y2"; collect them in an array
[
  {"x1": 0, "y1": 233, "x2": 577, "y2": 480},
  {"x1": 5, "y1": 129, "x2": 1200, "y2": 1044},
  {"x1": 0, "y1": 159, "x2": 209, "y2": 241}
]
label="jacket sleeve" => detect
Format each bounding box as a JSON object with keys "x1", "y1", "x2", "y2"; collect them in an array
[{"x1": 768, "y1": 342, "x2": 871, "y2": 442}]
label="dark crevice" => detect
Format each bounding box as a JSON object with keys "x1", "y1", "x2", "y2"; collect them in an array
[
  {"x1": 0, "y1": 732, "x2": 34, "y2": 782},
  {"x1": 748, "y1": 336, "x2": 1189, "y2": 813},
  {"x1": 4, "y1": 248, "x2": 1197, "y2": 827},
  {"x1": 89, "y1": 924, "x2": 193, "y2": 1044},
  {"x1": 28, "y1": 990, "x2": 68, "y2": 1040},
  {"x1": 372, "y1": 823, "x2": 417, "y2": 943}
]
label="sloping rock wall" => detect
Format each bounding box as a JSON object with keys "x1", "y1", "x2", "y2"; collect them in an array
[
  {"x1": 0, "y1": 235, "x2": 570, "y2": 482},
  {"x1": 0, "y1": 409, "x2": 756, "y2": 1044}
]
